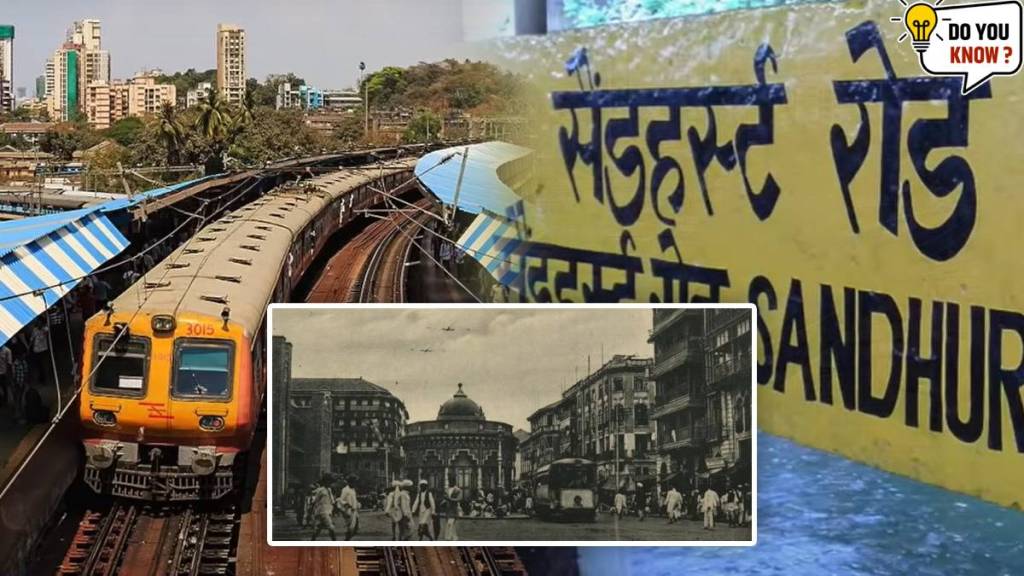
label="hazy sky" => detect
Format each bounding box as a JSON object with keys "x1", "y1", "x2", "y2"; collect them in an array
[
  {"x1": 5, "y1": 0, "x2": 484, "y2": 95},
  {"x1": 272, "y1": 308, "x2": 654, "y2": 430}
]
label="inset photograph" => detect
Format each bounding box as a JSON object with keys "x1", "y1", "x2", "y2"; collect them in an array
[{"x1": 268, "y1": 305, "x2": 755, "y2": 546}]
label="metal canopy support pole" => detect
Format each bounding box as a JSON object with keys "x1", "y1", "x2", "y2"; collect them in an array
[{"x1": 448, "y1": 147, "x2": 470, "y2": 228}]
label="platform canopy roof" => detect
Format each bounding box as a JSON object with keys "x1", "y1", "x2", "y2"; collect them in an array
[
  {"x1": 0, "y1": 207, "x2": 129, "y2": 346},
  {"x1": 414, "y1": 141, "x2": 530, "y2": 215}
]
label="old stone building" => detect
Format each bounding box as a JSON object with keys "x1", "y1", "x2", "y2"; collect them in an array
[
  {"x1": 402, "y1": 383, "x2": 517, "y2": 495},
  {"x1": 562, "y1": 355, "x2": 655, "y2": 493},
  {"x1": 704, "y1": 309, "x2": 753, "y2": 486},
  {"x1": 649, "y1": 309, "x2": 753, "y2": 493},
  {"x1": 518, "y1": 397, "x2": 567, "y2": 484},
  {"x1": 286, "y1": 377, "x2": 408, "y2": 492}
]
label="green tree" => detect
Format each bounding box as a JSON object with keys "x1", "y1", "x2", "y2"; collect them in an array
[
  {"x1": 361, "y1": 66, "x2": 406, "y2": 108},
  {"x1": 230, "y1": 108, "x2": 328, "y2": 165},
  {"x1": 83, "y1": 141, "x2": 131, "y2": 193},
  {"x1": 332, "y1": 113, "x2": 365, "y2": 147},
  {"x1": 40, "y1": 122, "x2": 102, "y2": 160},
  {"x1": 195, "y1": 90, "x2": 235, "y2": 173},
  {"x1": 403, "y1": 111, "x2": 441, "y2": 144},
  {"x1": 104, "y1": 117, "x2": 145, "y2": 147},
  {"x1": 157, "y1": 103, "x2": 185, "y2": 166},
  {"x1": 247, "y1": 73, "x2": 307, "y2": 107},
  {"x1": 155, "y1": 68, "x2": 216, "y2": 105}
]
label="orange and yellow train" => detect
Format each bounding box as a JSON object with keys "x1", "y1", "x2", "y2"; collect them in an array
[{"x1": 78, "y1": 159, "x2": 416, "y2": 501}]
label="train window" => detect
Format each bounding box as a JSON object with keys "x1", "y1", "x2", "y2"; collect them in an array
[
  {"x1": 171, "y1": 340, "x2": 235, "y2": 400},
  {"x1": 90, "y1": 335, "x2": 150, "y2": 397}
]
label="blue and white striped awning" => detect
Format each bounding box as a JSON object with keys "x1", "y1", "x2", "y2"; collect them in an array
[
  {"x1": 0, "y1": 209, "x2": 129, "y2": 345},
  {"x1": 457, "y1": 211, "x2": 524, "y2": 287}
]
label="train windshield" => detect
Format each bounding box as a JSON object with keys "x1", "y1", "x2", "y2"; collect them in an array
[
  {"x1": 91, "y1": 335, "x2": 149, "y2": 396},
  {"x1": 551, "y1": 464, "x2": 596, "y2": 489},
  {"x1": 172, "y1": 341, "x2": 234, "y2": 399}
]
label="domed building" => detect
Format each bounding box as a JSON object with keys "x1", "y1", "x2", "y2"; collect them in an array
[{"x1": 402, "y1": 383, "x2": 517, "y2": 494}]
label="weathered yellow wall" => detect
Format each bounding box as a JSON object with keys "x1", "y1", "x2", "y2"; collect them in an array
[{"x1": 479, "y1": 0, "x2": 1024, "y2": 508}]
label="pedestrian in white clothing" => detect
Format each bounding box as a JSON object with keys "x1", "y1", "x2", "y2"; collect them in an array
[
  {"x1": 664, "y1": 487, "x2": 683, "y2": 524},
  {"x1": 339, "y1": 475, "x2": 360, "y2": 540},
  {"x1": 702, "y1": 486, "x2": 721, "y2": 530}
]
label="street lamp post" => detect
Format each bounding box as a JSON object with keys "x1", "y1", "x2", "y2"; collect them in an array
[{"x1": 359, "y1": 61, "x2": 368, "y2": 138}]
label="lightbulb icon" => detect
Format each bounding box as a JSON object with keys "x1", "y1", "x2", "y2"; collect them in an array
[{"x1": 905, "y1": 3, "x2": 939, "y2": 52}]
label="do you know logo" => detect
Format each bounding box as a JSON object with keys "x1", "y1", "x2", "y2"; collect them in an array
[{"x1": 898, "y1": 0, "x2": 1023, "y2": 93}]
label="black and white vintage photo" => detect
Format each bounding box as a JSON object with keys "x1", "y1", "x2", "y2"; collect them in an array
[{"x1": 269, "y1": 305, "x2": 755, "y2": 545}]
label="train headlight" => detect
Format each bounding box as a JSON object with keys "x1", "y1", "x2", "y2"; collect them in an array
[
  {"x1": 151, "y1": 315, "x2": 176, "y2": 333},
  {"x1": 92, "y1": 410, "x2": 117, "y2": 427},
  {"x1": 86, "y1": 444, "x2": 118, "y2": 470},
  {"x1": 199, "y1": 415, "x2": 225, "y2": 431},
  {"x1": 191, "y1": 448, "x2": 218, "y2": 476}
]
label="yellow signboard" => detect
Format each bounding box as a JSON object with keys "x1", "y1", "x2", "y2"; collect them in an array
[{"x1": 478, "y1": 0, "x2": 1024, "y2": 508}]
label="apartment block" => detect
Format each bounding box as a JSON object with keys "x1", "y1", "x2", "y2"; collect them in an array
[
  {"x1": 84, "y1": 82, "x2": 111, "y2": 129},
  {"x1": 0, "y1": 25, "x2": 14, "y2": 113},
  {"x1": 216, "y1": 24, "x2": 246, "y2": 105}
]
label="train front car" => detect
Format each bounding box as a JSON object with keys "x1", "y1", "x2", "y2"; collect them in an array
[{"x1": 79, "y1": 307, "x2": 257, "y2": 501}]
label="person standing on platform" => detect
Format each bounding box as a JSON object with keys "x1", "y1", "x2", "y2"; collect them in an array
[
  {"x1": 702, "y1": 485, "x2": 721, "y2": 530},
  {"x1": 310, "y1": 476, "x2": 338, "y2": 540},
  {"x1": 339, "y1": 475, "x2": 360, "y2": 540},
  {"x1": 444, "y1": 476, "x2": 463, "y2": 541},
  {"x1": 29, "y1": 322, "x2": 50, "y2": 387},
  {"x1": 0, "y1": 343, "x2": 11, "y2": 408}
]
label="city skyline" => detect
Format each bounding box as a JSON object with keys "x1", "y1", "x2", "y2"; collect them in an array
[
  {"x1": 272, "y1": 307, "x2": 653, "y2": 431},
  {"x1": 4, "y1": 0, "x2": 474, "y2": 97}
]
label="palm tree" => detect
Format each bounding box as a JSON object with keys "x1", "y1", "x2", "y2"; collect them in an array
[
  {"x1": 157, "y1": 102, "x2": 184, "y2": 166},
  {"x1": 196, "y1": 90, "x2": 232, "y2": 142},
  {"x1": 236, "y1": 89, "x2": 256, "y2": 127},
  {"x1": 195, "y1": 90, "x2": 233, "y2": 174}
]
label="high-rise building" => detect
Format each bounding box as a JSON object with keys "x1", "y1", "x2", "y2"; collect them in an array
[
  {"x1": 44, "y1": 60, "x2": 55, "y2": 103},
  {"x1": 0, "y1": 25, "x2": 14, "y2": 113},
  {"x1": 47, "y1": 19, "x2": 111, "y2": 122},
  {"x1": 50, "y1": 46, "x2": 81, "y2": 121},
  {"x1": 35, "y1": 75, "x2": 46, "y2": 100},
  {"x1": 69, "y1": 19, "x2": 102, "y2": 50},
  {"x1": 216, "y1": 24, "x2": 246, "y2": 105}
]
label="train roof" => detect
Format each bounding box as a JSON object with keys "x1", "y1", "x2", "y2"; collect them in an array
[{"x1": 107, "y1": 159, "x2": 416, "y2": 336}]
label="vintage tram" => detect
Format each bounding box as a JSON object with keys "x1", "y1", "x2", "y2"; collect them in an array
[{"x1": 533, "y1": 458, "x2": 598, "y2": 522}]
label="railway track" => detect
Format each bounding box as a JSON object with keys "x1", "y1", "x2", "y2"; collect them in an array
[
  {"x1": 306, "y1": 199, "x2": 435, "y2": 303},
  {"x1": 54, "y1": 503, "x2": 239, "y2": 576}
]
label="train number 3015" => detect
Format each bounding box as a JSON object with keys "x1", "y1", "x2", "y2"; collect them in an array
[{"x1": 183, "y1": 323, "x2": 217, "y2": 337}]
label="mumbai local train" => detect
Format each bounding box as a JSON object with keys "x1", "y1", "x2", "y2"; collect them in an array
[
  {"x1": 533, "y1": 458, "x2": 597, "y2": 522},
  {"x1": 78, "y1": 158, "x2": 417, "y2": 501}
]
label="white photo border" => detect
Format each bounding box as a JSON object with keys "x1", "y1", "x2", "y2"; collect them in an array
[{"x1": 266, "y1": 302, "x2": 758, "y2": 548}]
